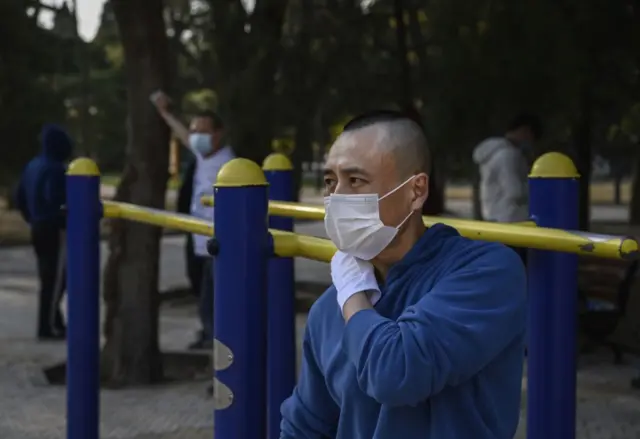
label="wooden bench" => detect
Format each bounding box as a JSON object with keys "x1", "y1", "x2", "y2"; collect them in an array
[{"x1": 578, "y1": 256, "x2": 639, "y2": 363}]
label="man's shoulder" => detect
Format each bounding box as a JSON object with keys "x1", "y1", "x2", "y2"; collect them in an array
[
  {"x1": 441, "y1": 234, "x2": 522, "y2": 272},
  {"x1": 477, "y1": 137, "x2": 508, "y2": 148},
  {"x1": 200, "y1": 146, "x2": 235, "y2": 164},
  {"x1": 492, "y1": 143, "x2": 522, "y2": 162},
  {"x1": 473, "y1": 137, "x2": 511, "y2": 166},
  {"x1": 217, "y1": 146, "x2": 236, "y2": 162},
  {"x1": 23, "y1": 156, "x2": 53, "y2": 175}
]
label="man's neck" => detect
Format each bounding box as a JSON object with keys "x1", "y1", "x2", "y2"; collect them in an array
[
  {"x1": 504, "y1": 133, "x2": 521, "y2": 147},
  {"x1": 372, "y1": 217, "x2": 426, "y2": 280}
]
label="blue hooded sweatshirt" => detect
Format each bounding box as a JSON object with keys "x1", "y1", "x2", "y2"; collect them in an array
[
  {"x1": 280, "y1": 224, "x2": 527, "y2": 439},
  {"x1": 16, "y1": 124, "x2": 73, "y2": 228}
]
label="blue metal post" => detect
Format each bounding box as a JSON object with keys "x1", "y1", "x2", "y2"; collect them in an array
[
  {"x1": 213, "y1": 158, "x2": 270, "y2": 439},
  {"x1": 527, "y1": 152, "x2": 580, "y2": 439},
  {"x1": 66, "y1": 158, "x2": 102, "y2": 439},
  {"x1": 263, "y1": 153, "x2": 296, "y2": 439}
]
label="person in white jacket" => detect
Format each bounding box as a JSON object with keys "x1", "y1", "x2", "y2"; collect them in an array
[{"x1": 472, "y1": 113, "x2": 542, "y2": 223}]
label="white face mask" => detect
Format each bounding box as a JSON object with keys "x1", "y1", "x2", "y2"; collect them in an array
[
  {"x1": 189, "y1": 133, "x2": 213, "y2": 156},
  {"x1": 324, "y1": 176, "x2": 415, "y2": 260}
]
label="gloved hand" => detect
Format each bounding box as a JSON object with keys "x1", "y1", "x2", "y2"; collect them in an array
[{"x1": 331, "y1": 251, "x2": 381, "y2": 310}]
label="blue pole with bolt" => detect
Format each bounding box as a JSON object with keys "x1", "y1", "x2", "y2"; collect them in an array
[
  {"x1": 263, "y1": 153, "x2": 296, "y2": 439},
  {"x1": 66, "y1": 158, "x2": 102, "y2": 439},
  {"x1": 527, "y1": 152, "x2": 580, "y2": 439},
  {"x1": 213, "y1": 159, "x2": 270, "y2": 439}
]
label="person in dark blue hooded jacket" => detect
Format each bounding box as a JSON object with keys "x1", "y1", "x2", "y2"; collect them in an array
[
  {"x1": 15, "y1": 124, "x2": 73, "y2": 340},
  {"x1": 280, "y1": 111, "x2": 527, "y2": 439}
]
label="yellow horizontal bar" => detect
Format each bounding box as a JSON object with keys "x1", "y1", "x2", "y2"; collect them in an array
[
  {"x1": 260, "y1": 199, "x2": 639, "y2": 259},
  {"x1": 106, "y1": 200, "x2": 638, "y2": 261},
  {"x1": 102, "y1": 200, "x2": 335, "y2": 261},
  {"x1": 103, "y1": 201, "x2": 214, "y2": 236},
  {"x1": 269, "y1": 201, "x2": 326, "y2": 221},
  {"x1": 271, "y1": 230, "x2": 337, "y2": 262},
  {"x1": 269, "y1": 200, "x2": 538, "y2": 229},
  {"x1": 268, "y1": 225, "x2": 638, "y2": 262},
  {"x1": 201, "y1": 196, "x2": 536, "y2": 227},
  {"x1": 448, "y1": 222, "x2": 637, "y2": 260}
]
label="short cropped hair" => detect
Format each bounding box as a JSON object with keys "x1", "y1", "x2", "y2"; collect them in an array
[
  {"x1": 342, "y1": 109, "x2": 431, "y2": 176},
  {"x1": 195, "y1": 110, "x2": 224, "y2": 130},
  {"x1": 507, "y1": 112, "x2": 543, "y2": 140}
]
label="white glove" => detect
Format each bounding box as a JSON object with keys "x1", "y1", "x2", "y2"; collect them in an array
[{"x1": 331, "y1": 251, "x2": 381, "y2": 310}]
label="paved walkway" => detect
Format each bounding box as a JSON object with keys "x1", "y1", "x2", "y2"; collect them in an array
[{"x1": 1, "y1": 282, "x2": 640, "y2": 438}]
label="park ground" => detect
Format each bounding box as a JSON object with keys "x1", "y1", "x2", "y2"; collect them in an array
[{"x1": 0, "y1": 185, "x2": 639, "y2": 437}]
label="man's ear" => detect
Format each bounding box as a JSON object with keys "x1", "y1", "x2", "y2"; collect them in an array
[{"x1": 410, "y1": 173, "x2": 429, "y2": 211}]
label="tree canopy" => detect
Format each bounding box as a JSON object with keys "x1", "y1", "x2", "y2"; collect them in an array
[{"x1": 5, "y1": 0, "x2": 640, "y2": 383}]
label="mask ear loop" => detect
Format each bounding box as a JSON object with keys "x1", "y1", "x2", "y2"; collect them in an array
[
  {"x1": 378, "y1": 175, "x2": 416, "y2": 201},
  {"x1": 395, "y1": 209, "x2": 415, "y2": 230},
  {"x1": 377, "y1": 175, "x2": 419, "y2": 229}
]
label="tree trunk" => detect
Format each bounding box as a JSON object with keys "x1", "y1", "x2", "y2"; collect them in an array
[
  {"x1": 629, "y1": 154, "x2": 640, "y2": 224},
  {"x1": 422, "y1": 165, "x2": 445, "y2": 215},
  {"x1": 614, "y1": 173, "x2": 622, "y2": 205},
  {"x1": 289, "y1": 0, "x2": 316, "y2": 200},
  {"x1": 393, "y1": 0, "x2": 412, "y2": 105},
  {"x1": 574, "y1": 87, "x2": 593, "y2": 231},
  {"x1": 101, "y1": 0, "x2": 171, "y2": 387},
  {"x1": 211, "y1": 0, "x2": 289, "y2": 165},
  {"x1": 292, "y1": 115, "x2": 314, "y2": 200}
]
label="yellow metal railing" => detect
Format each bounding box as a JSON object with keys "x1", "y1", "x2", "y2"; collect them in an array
[
  {"x1": 104, "y1": 200, "x2": 637, "y2": 261},
  {"x1": 102, "y1": 200, "x2": 335, "y2": 262},
  {"x1": 103, "y1": 201, "x2": 213, "y2": 236},
  {"x1": 200, "y1": 196, "x2": 537, "y2": 228}
]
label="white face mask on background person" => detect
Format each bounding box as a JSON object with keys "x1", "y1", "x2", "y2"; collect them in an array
[
  {"x1": 324, "y1": 176, "x2": 415, "y2": 260},
  {"x1": 189, "y1": 133, "x2": 213, "y2": 156}
]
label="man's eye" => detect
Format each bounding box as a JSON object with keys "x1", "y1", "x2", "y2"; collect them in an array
[
  {"x1": 324, "y1": 178, "x2": 336, "y2": 187},
  {"x1": 350, "y1": 177, "x2": 365, "y2": 186}
]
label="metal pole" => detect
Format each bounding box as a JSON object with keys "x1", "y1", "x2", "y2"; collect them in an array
[
  {"x1": 527, "y1": 152, "x2": 580, "y2": 439},
  {"x1": 263, "y1": 153, "x2": 296, "y2": 439},
  {"x1": 66, "y1": 158, "x2": 101, "y2": 439},
  {"x1": 213, "y1": 158, "x2": 269, "y2": 439}
]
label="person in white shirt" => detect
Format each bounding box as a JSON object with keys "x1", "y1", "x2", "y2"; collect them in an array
[
  {"x1": 472, "y1": 113, "x2": 542, "y2": 264},
  {"x1": 151, "y1": 91, "x2": 235, "y2": 349},
  {"x1": 472, "y1": 113, "x2": 542, "y2": 223}
]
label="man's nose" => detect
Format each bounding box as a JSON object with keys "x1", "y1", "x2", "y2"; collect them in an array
[{"x1": 333, "y1": 181, "x2": 349, "y2": 194}]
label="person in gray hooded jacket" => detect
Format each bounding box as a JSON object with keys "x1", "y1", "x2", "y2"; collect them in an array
[{"x1": 472, "y1": 113, "x2": 542, "y2": 223}]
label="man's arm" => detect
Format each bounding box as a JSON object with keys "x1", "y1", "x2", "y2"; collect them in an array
[
  {"x1": 341, "y1": 246, "x2": 527, "y2": 407},
  {"x1": 280, "y1": 311, "x2": 339, "y2": 438},
  {"x1": 150, "y1": 91, "x2": 190, "y2": 146}
]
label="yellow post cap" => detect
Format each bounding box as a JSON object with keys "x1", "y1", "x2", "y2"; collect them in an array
[
  {"x1": 215, "y1": 158, "x2": 268, "y2": 187},
  {"x1": 67, "y1": 157, "x2": 100, "y2": 176},
  {"x1": 529, "y1": 152, "x2": 580, "y2": 178},
  {"x1": 262, "y1": 153, "x2": 293, "y2": 171}
]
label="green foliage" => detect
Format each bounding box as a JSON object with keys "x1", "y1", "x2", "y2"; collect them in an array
[
  {"x1": 6, "y1": 0, "x2": 640, "y2": 185},
  {"x1": 0, "y1": 1, "x2": 67, "y2": 186}
]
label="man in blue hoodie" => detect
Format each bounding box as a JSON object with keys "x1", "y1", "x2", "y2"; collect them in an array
[
  {"x1": 16, "y1": 124, "x2": 73, "y2": 340},
  {"x1": 280, "y1": 110, "x2": 527, "y2": 438}
]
